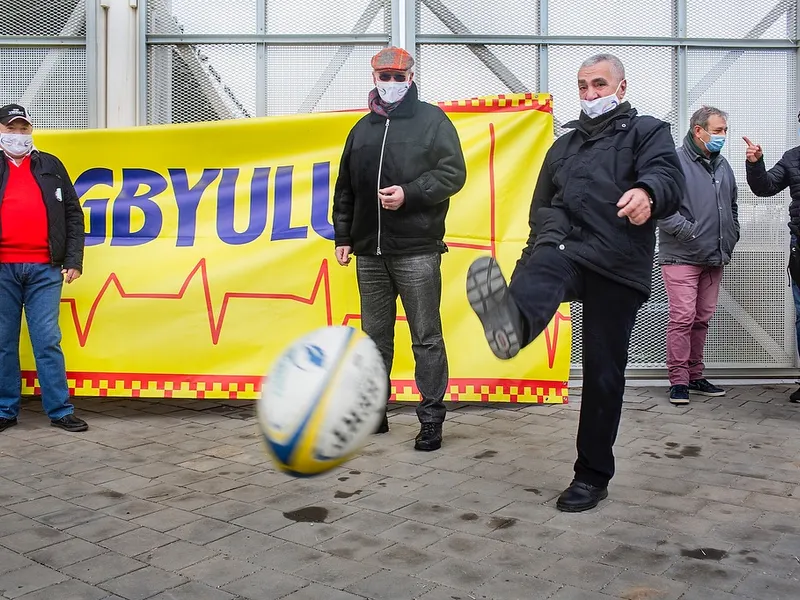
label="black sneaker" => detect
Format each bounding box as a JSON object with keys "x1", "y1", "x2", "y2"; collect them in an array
[
  {"x1": 0, "y1": 417, "x2": 17, "y2": 432},
  {"x1": 688, "y1": 378, "x2": 725, "y2": 397},
  {"x1": 51, "y1": 414, "x2": 88, "y2": 432},
  {"x1": 556, "y1": 480, "x2": 608, "y2": 512},
  {"x1": 790, "y1": 387, "x2": 800, "y2": 403},
  {"x1": 466, "y1": 256, "x2": 524, "y2": 360},
  {"x1": 669, "y1": 385, "x2": 690, "y2": 405},
  {"x1": 414, "y1": 423, "x2": 442, "y2": 452}
]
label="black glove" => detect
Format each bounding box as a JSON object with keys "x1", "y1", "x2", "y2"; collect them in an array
[{"x1": 790, "y1": 203, "x2": 800, "y2": 221}]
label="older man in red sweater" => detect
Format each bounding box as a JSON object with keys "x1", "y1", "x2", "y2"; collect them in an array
[{"x1": 0, "y1": 104, "x2": 87, "y2": 432}]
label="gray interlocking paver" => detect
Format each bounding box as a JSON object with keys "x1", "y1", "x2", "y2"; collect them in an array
[
  {"x1": 137, "y1": 540, "x2": 217, "y2": 571},
  {"x1": 0, "y1": 563, "x2": 68, "y2": 598},
  {"x1": 178, "y1": 555, "x2": 260, "y2": 587},
  {"x1": 99, "y1": 566, "x2": 187, "y2": 600},
  {"x1": 14, "y1": 578, "x2": 109, "y2": 600},
  {"x1": 2, "y1": 388, "x2": 800, "y2": 599}
]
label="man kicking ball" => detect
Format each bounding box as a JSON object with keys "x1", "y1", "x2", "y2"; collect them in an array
[{"x1": 466, "y1": 53, "x2": 685, "y2": 512}]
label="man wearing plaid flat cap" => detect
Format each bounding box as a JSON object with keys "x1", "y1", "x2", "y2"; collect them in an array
[
  {"x1": 0, "y1": 104, "x2": 88, "y2": 433},
  {"x1": 332, "y1": 46, "x2": 467, "y2": 452}
]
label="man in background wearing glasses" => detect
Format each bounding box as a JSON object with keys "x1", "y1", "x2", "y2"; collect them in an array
[{"x1": 332, "y1": 47, "x2": 467, "y2": 452}]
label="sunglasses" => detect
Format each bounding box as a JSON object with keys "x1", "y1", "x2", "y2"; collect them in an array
[{"x1": 377, "y1": 72, "x2": 408, "y2": 82}]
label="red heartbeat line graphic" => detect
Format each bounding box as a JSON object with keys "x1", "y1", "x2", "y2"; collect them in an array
[
  {"x1": 61, "y1": 259, "x2": 334, "y2": 347},
  {"x1": 62, "y1": 122, "x2": 560, "y2": 356},
  {"x1": 544, "y1": 311, "x2": 571, "y2": 369}
]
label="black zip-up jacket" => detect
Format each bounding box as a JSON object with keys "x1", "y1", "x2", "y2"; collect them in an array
[
  {"x1": 0, "y1": 150, "x2": 85, "y2": 271},
  {"x1": 513, "y1": 103, "x2": 685, "y2": 296},
  {"x1": 332, "y1": 83, "x2": 467, "y2": 256}
]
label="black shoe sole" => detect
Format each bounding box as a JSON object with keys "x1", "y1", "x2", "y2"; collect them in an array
[
  {"x1": 556, "y1": 489, "x2": 608, "y2": 513},
  {"x1": 466, "y1": 257, "x2": 521, "y2": 360},
  {"x1": 0, "y1": 419, "x2": 18, "y2": 432},
  {"x1": 669, "y1": 397, "x2": 690, "y2": 406}
]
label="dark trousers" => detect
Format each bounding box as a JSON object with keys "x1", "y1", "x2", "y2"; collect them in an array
[
  {"x1": 509, "y1": 245, "x2": 646, "y2": 487},
  {"x1": 356, "y1": 253, "x2": 448, "y2": 424}
]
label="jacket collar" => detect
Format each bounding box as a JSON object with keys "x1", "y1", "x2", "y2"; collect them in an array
[
  {"x1": 563, "y1": 102, "x2": 636, "y2": 139},
  {"x1": 682, "y1": 130, "x2": 723, "y2": 171},
  {"x1": 368, "y1": 81, "x2": 419, "y2": 122}
]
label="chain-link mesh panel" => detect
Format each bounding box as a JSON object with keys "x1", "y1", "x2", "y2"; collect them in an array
[
  {"x1": 415, "y1": 44, "x2": 538, "y2": 102},
  {"x1": 547, "y1": 45, "x2": 678, "y2": 368},
  {"x1": 687, "y1": 0, "x2": 795, "y2": 39},
  {"x1": 549, "y1": 0, "x2": 673, "y2": 37},
  {"x1": 548, "y1": 45, "x2": 677, "y2": 137},
  {"x1": 417, "y1": 0, "x2": 538, "y2": 35},
  {"x1": 148, "y1": 44, "x2": 256, "y2": 124},
  {"x1": 267, "y1": 0, "x2": 389, "y2": 34},
  {"x1": 1, "y1": 0, "x2": 85, "y2": 36},
  {"x1": 0, "y1": 47, "x2": 87, "y2": 129},
  {"x1": 148, "y1": 0, "x2": 257, "y2": 35},
  {"x1": 265, "y1": 45, "x2": 385, "y2": 115},
  {"x1": 688, "y1": 49, "x2": 796, "y2": 367}
]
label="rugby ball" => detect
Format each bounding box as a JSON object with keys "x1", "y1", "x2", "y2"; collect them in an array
[{"x1": 257, "y1": 326, "x2": 388, "y2": 476}]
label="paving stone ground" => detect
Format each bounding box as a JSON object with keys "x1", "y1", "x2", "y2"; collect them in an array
[{"x1": 0, "y1": 384, "x2": 799, "y2": 599}]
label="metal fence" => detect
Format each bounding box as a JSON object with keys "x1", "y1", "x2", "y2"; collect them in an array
[
  {"x1": 6, "y1": 0, "x2": 798, "y2": 374},
  {"x1": 0, "y1": 0, "x2": 93, "y2": 128}
]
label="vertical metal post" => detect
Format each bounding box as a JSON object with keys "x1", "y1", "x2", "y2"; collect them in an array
[
  {"x1": 137, "y1": 0, "x2": 148, "y2": 125},
  {"x1": 257, "y1": 0, "x2": 267, "y2": 117},
  {"x1": 538, "y1": 0, "x2": 549, "y2": 92},
  {"x1": 405, "y1": 0, "x2": 417, "y2": 59},
  {"x1": 86, "y1": 0, "x2": 99, "y2": 128},
  {"x1": 675, "y1": 0, "x2": 688, "y2": 135},
  {"x1": 391, "y1": 0, "x2": 402, "y2": 47}
]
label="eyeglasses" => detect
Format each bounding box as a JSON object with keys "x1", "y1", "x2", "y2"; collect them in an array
[{"x1": 377, "y1": 72, "x2": 408, "y2": 82}]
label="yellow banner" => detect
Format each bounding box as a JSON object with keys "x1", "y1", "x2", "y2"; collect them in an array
[{"x1": 21, "y1": 93, "x2": 571, "y2": 404}]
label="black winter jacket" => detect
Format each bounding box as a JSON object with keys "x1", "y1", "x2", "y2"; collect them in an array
[
  {"x1": 0, "y1": 150, "x2": 85, "y2": 271},
  {"x1": 745, "y1": 148, "x2": 800, "y2": 231},
  {"x1": 513, "y1": 104, "x2": 685, "y2": 296},
  {"x1": 332, "y1": 83, "x2": 467, "y2": 256}
]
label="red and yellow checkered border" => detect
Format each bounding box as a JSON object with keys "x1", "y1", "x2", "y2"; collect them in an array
[
  {"x1": 21, "y1": 371, "x2": 568, "y2": 404},
  {"x1": 437, "y1": 93, "x2": 553, "y2": 114}
]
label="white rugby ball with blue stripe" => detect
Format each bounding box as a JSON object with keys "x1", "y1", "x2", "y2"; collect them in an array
[{"x1": 257, "y1": 326, "x2": 388, "y2": 476}]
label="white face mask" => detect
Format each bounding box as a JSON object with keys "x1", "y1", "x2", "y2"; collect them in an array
[
  {"x1": 0, "y1": 133, "x2": 33, "y2": 158},
  {"x1": 580, "y1": 81, "x2": 624, "y2": 119},
  {"x1": 376, "y1": 80, "x2": 411, "y2": 104}
]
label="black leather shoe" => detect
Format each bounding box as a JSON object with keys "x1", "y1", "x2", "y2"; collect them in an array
[
  {"x1": 790, "y1": 387, "x2": 800, "y2": 403},
  {"x1": 374, "y1": 412, "x2": 389, "y2": 434},
  {"x1": 414, "y1": 423, "x2": 442, "y2": 451},
  {"x1": 50, "y1": 414, "x2": 88, "y2": 432},
  {"x1": 556, "y1": 480, "x2": 608, "y2": 512},
  {"x1": 0, "y1": 417, "x2": 17, "y2": 432}
]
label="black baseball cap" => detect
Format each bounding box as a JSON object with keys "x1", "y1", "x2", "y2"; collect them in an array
[{"x1": 0, "y1": 104, "x2": 31, "y2": 126}]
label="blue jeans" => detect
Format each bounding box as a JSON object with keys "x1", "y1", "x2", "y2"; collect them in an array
[
  {"x1": 356, "y1": 252, "x2": 448, "y2": 424},
  {"x1": 0, "y1": 263, "x2": 73, "y2": 420}
]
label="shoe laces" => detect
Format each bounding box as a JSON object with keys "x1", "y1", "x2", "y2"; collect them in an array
[{"x1": 420, "y1": 423, "x2": 438, "y2": 435}]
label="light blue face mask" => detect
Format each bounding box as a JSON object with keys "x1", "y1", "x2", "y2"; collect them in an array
[{"x1": 703, "y1": 130, "x2": 726, "y2": 153}]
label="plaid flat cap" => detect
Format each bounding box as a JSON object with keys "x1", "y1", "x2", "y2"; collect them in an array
[{"x1": 371, "y1": 47, "x2": 414, "y2": 71}]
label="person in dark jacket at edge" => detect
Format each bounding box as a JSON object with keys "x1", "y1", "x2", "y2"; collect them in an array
[
  {"x1": 743, "y1": 122, "x2": 800, "y2": 403},
  {"x1": 0, "y1": 104, "x2": 88, "y2": 433},
  {"x1": 658, "y1": 106, "x2": 740, "y2": 406},
  {"x1": 465, "y1": 54, "x2": 685, "y2": 512},
  {"x1": 332, "y1": 47, "x2": 467, "y2": 452}
]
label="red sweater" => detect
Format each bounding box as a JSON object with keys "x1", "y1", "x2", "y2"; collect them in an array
[{"x1": 0, "y1": 156, "x2": 50, "y2": 264}]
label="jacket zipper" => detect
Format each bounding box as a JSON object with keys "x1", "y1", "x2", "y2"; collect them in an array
[{"x1": 375, "y1": 118, "x2": 390, "y2": 256}]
